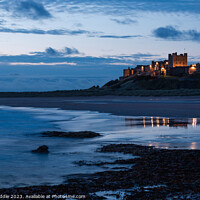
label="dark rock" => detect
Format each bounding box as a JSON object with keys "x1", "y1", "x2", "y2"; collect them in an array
[
  {"x1": 42, "y1": 131, "x2": 101, "y2": 138},
  {"x1": 32, "y1": 145, "x2": 49, "y2": 153},
  {"x1": 2, "y1": 143, "x2": 200, "y2": 199}
]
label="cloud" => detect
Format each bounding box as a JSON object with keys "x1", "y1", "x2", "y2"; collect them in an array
[
  {"x1": 9, "y1": 62, "x2": 76, "y2": 66},
  {"x1": 43, "y1": 47, "x2": 80, "y2": 56},
  {"x1": 111, "y1": 18, "x2": 137, "y2": 25},
  {"x1": 43, "y1": 0, "x2": 200, "y2": 16},
  {"x1": 153, "y1": 26, "x2": 182, "y2": 40},
  {"x1": 108, "y1": 62, "x2": 131, "y2": 66},
  {"x1": 0, "y1": 52, "x2": 147, "y2": 67},
  {"x1": 45, "y1": 47, "x2": 58, "y2": 56},
  {"x1": 1, "y1": 0, "x2": 200, "y2": 23},
  {"x1": 99, "y1": 35, "x2": 141, "y2": 39},
  {"x1": 13, "y1": 0, "x2": 51, "y2": 20},
  {"x1": 153, "y1": 26, "x2": 200, "y2": 42},
  {"x1": 112, "y1": 53, "x2": 160, "y2": 63},
  {"x1": 0, "y1": 27, "x2": 90, "y2": 35},
  {"x1": 133, "y1": 53, "x2": 159, "y2": 58},
  {"x1": 30, "y1": 47, "x2": 80, "y2": 57},
  {"x1": 0, "y1": 26, "x2": 139, "y2": 39},
  {"x1": 64, "y1": 47, "x2": 80, "y2": 55},
  {"x1": 0, "y1": 19, "x2": 5, "y2": 25},
  {"x1": 110, "y1": 53, "x2": 159, "y2": 59}
]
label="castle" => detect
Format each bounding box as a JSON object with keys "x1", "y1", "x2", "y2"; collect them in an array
[{"x1": 123, "y1": 52, "x2": 199, "y2": 78}]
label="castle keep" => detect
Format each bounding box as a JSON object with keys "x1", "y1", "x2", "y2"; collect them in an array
[
  {"x1": 168, "y1": 53, "x2": 187, "y2": 68},
  {"x1": 123, "y1": 52, "x2": 199, "y2": 78}
]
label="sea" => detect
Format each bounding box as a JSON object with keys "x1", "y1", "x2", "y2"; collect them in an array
[{"x1": 0, "y1": 106, "x2": 199, "y2": 188}]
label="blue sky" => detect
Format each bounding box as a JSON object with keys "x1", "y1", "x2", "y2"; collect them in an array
[{"x1": 0, "y1": 0, "x2": 200, "y2": 91}]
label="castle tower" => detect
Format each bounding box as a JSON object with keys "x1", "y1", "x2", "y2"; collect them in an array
[
  {"x1": 123, "y1": 67, "x2": 134, "y2": 78},
  {"x1": 168, "y1": 52, "x2": 187, "y2": 68}
]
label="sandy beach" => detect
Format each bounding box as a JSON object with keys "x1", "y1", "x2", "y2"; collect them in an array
[
  {"x1": 0, "y1": 96, "x2": 200, "y2": 199},
  {"x1": 0, "y1": 96, "x2": 200, "y2": 117}
]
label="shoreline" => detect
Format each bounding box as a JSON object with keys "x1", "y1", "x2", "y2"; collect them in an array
[
  {"x1": 0, "y1": 143, "x2": 200, "y2": 199},
  {"x1": 0, "y1": 88, "x2": 199, "y2": 98},
  {"x1": 0, "y1": 96, "x2": 200, "y2": 118},
  {"x1": 0, "y1": 96, "x2": 200, "y2": 199}
]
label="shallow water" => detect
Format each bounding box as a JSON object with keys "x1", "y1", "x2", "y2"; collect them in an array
[{"x1": 0, "y1": 106, "x2": 199, "y2": 188}]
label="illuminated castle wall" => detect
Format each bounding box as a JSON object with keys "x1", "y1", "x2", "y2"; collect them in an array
[
  {"x1": 123, "y1": 68, "x2": 134, "y2": 78},
  {"x1": 122, "y1": 52, "x2": 198, "y2": 78},
  {"x1": 168, "y1": 52, "x2": 187, "y2": 68}
]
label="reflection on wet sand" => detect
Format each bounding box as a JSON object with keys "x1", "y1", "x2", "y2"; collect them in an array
[
  {"x1": 190, "y1": 142, "x2": 197, "y2": 150},
  {"x1": 148, "y1": 142, "x2": 170, "y2": 149},
  {"x1": 147, "y1": 141, "x2": 199, "y2": 150},
  {"x1": 192, "y1": 118, "x2": 197, "y2": 128},
  {"x1": 125, "y1": 117, "x2": 198, "y2": 128}
]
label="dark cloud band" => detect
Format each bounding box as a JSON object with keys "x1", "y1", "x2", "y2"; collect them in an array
[
  {"x1": 99, "y1": 35, "x2": 141, "y2": 39},
  {"x1": 111, "y1": 18, "x2": 137, "y2": 25},
  {"x1": 0, "y1": 27, "x2": 89, "y2": 35},
  {"x1": 2, "y1": 0, "x2": 52, "y2": 20},
  {"x1": 18, "y1": 0, "x2": 52, "y2": 19},
  {"x1": 153, "y1": 26, "x2": 200, "y2": 42}
]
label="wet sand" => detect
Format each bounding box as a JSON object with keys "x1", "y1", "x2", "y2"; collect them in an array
[
  {"x1": 0, "y1": 96, "x2": 200, "y2": 199},
  {"x1": 0, "y1": 96, "x2": 200, "y2": 117}
]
